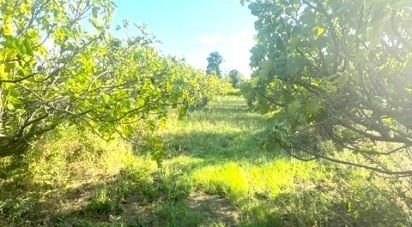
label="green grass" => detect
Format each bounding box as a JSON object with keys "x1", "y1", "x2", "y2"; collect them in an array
[{"x1": 0, "y1": 96, "x2": 411, "y2": 226}]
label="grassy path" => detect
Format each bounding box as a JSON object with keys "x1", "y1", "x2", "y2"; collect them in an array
[
  {"x1": 161, "y1": 95, "x2": 271, "y2": 165},
  {"x1": 154, "y1": 96, "x2": 319, "y2": 226},
  {"x1": 158, "y1": 95, "x2": 273, "y2": 225}
]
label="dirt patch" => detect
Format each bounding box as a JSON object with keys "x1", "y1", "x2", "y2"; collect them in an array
[
  {"x1": 186, "y1": 192, "x2": 241, "y2": 226},
  {"x1": 121, "y1": 195, "x2": 159, "y2": 225}
]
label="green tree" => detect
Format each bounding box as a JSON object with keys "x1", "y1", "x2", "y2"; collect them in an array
[
  {"x1": 0, "y1": 0, "x2": 222, "y2": 157},
  {"x1": 228, "y1": 69, "x2": 243, "y2": 88},
  {"x1": 243, "y1": 0, "x2": 412, "y2": 175},
  {"x1": 206, "y1": 51, "x2": 223, "y2": 77}
]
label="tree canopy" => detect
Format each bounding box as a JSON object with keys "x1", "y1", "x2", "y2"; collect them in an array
[
  {"x1": 0, "y1": 0, "x2": 227, "y2": 157},
  {"x1": 228, "y1": 69, "x2": 244, "y2": 88},
  {"x1": 206, "y1": 51, "x2": 224, "y2": 77},
  {"x1": 242, "y1": 0, "x2": 412, "y2": 176}
]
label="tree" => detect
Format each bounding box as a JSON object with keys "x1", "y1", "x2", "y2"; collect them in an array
[
  {"x1": 228, "y1": 69, "x2": 243, "y2": 88},
  {"x1": 243, "y1": 0, "x2": 412, "y2": 176},
  {"x1": 206, "y1": 51, "x2": 223, "y2": 77},
  {"x1": 0, "y1": 0, "x2": 223, "y2": 157}
]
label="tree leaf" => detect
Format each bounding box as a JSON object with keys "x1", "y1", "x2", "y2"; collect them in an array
[{"x1": 313, "y1": 26, "x2": 326, "y2": 38}]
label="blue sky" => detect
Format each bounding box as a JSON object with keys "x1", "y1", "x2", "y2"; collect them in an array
[{"x1": 112, "y1": 0, "x2": 257, "y2": 75}]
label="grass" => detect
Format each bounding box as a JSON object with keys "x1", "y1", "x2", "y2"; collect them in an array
[{"x1": 0, "y1": 96, "x2": 411, "y2": 226}]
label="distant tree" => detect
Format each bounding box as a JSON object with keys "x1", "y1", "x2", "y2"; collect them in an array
[
  {"x1": 228, "y1": 69, "x2": 244, "y2": 88},
  {"x1": 206, "y1": 52, "x2": 223, "y2": 77}
]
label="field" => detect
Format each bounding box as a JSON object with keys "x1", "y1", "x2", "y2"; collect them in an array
[
  {"x1": 2, "y1": 0, "x2": 412, "y2": 226},
  {"x1": 0, "y1": 95, "x2": 410, "y2": 226}
]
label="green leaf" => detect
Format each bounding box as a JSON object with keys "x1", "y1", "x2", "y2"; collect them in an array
[
  {"x1": 92, "y1": 7, "x2": 99, "y2": 18},
  {"x1": 332, "y1": 73, "x2": 349, "y2": 89},
  {"x1": 287, "y1": 56, "x2": 306, "y2": 75},
  {"x1": 6, "y1": 102, "x2": 14, "y2": 110},
  {"x1": 23, "y1": 39, "x2": 33, "y2": 56},
  {"x1": 304, "y1": 98, "x2": 322, "y2": 115},
  {"x1": 287, "y1": 100, "x2": 301, "y2": 114},
  {"x1": 382, "y1": 117, "x2": 394, "y2": 125},
  {"x1": 313, "y1": 26, "x2": 326, "y2": 38}
]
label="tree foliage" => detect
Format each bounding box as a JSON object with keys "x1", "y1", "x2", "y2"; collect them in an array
[
  {"x1": 206, "y1": 51, "x2": 223, "y2": 77},
  {"x1": 242, "y1": 0, "x2": 412, "y2": 176},
  {"x1": 228, "y1": 69, "x2": 244, "y2": 88},
  {"x1": 0, "y1": 0, "x2": 225, "y2": 157}
]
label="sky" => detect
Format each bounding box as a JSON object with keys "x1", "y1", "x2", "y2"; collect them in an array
[{"x1": 112, "y1": 0, "x2": 257, "y2": 76}]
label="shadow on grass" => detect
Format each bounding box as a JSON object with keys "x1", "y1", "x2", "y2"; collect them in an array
[
  {"x1": 162, "y1": 129, "x2": 284, "y2": 168},
  {"x1": 49, "y1": 168, "x2": 242, "y2": 226},
  {"x1": 0, "y1": 158, "x2": 242, "y2": 226},
  {"x1": 241, "y1": 183, "x2": 411, "y2": 227},
  {"x1": 188, "y1": 106, "x2": 267, "y2": 125},
  {"x1": 164, "y1": 96, "x2": 274, "y2": 166}
]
